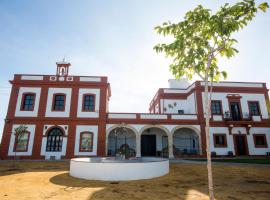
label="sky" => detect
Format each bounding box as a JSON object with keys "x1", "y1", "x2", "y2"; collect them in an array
[{"x1": 0, "y1": 0, "x2": 269, "y2": 140}]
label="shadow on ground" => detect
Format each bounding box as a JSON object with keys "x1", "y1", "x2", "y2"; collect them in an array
[
  {"x1": 0, "y1": 161, "x2": 69, "y2": 176},
  {"x1": 1, "y1": 161, "x2": 270, "y2": 200},
  {"x1": 49, "y1": 164, "x2": 270, "y2": 200}
]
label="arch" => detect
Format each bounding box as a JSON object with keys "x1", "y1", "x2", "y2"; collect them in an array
[
  {"x1": 106, "y1": 124, "x2": 139, "y2": 138},
  {"x1": 45, "y1": 125, "x2": 66, "y2": 137},
  {"x1": 171, "y1": 125, "x2": 200, "y2": 137},
  {"x1": 106, "y1": 125, "x2": 137, "y2": 158},
  {"x1": 46, "y1": 127, "x2": 64, "y2": 152},
  {"x1": 140, "y1": 125, "x2": 170, "y2": 157},
  {"x1": 139, "y1": 125, "x2": 170, "y2": 136},
  {"x1": 172, "y1": 126, "x2": 201, "y2": 156}
]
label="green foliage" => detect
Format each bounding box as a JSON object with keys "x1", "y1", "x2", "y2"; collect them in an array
[{"x1": 154, "y1": 0, "x2": 268, "y2": 81}]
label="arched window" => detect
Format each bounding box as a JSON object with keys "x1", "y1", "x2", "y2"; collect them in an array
[
  {"x1": 46, "y1": 128, "x2": 63, "y2": 152},
  {"x1": 79, "y1": 132, "x2": 93, "y2": 152}
]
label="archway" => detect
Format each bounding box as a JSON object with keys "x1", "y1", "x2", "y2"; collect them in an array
[
  {"x1": 46, "y1": 127, "x2": 64, "y2": 152},
  {"x1": 173, "y1": 128, "x2": 200, "y2": 157},
  {"x1": 107, "y1": 127, "x2": 136, "y2": 158},
  {"x1": 140, "y1": 127, "x2": 169, "y2": 157}
]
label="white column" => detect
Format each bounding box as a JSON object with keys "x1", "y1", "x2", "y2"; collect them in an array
[
  {"x1": 136, "y1": 133, "x2": 141, "y2": 157},
  {"x1": 168, "y1": 134, "x2": 174, "y2": 159}
]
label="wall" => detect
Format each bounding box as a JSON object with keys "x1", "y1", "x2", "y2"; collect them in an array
[
  {"x1": 161, "y1": 92, "x2": 196, "y2": 114},
  {"x1": 202, "y1": 92, "x2": 268, "y2": 119}
]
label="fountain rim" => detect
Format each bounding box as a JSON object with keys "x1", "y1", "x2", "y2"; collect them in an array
[{"x1": 70, "y1": 157, "x2": 169, "y2": 163}]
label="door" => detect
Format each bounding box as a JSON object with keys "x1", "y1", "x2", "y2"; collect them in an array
[
  {"x1": 234, "y1": 135, "x2": 248, "y2": 156},
  {"x1": 141, "y1": 135, "x2": 156, "y2": 156},
  {"x1": 230, "y1": 102, "x2": 241, "y2": 121},
  {"x1": 46, "y1": 128, "x2": 63, "y2": 152}
]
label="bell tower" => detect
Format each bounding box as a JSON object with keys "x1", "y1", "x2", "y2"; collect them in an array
[{"x1": 56, "y1": 60, "x2": 71, "y2": 76}]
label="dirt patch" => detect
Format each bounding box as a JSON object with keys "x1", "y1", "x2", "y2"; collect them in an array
[{"x1": 0, "y1": 161, "x2": 269, "y2": 199}]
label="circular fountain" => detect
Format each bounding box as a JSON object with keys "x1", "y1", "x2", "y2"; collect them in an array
[
  {"x1": 70, "y1": 124, "x2": 169, "y2": 181},
  {"x1": 70, "y1": 157, "x2": 169, "y2": 181}
]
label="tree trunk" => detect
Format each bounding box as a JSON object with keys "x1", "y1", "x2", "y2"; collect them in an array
[{"x1": 204, "y1": 77, "x2": 215, "y2": 200}]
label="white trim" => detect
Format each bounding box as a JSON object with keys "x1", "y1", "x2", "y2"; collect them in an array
[
  {"x1": 171, "y1": 115, "x2": 197, "y2": 120},
  {"x1": 108, "y1": 113, "x2": 136, "y2": 119},
  {"x1": 77, "y1": 88, "x2": 100, "y2": 118},
  {"x1": 80, "y1": 77, "x2": 101, "y2": 82},
  {"x1": 15, "y1": 87, "x2": 41, "y2": 117},
  {"x1": 140, "y1": 114, "x2": 167, "y2": 119},
  {"x1": 8, "y1": 124, "x2": 36, "y2": 156},
  {"x1": 45, "y1": 88, "x2": 72, "y2": 118},
  {"x1": 201, "y1": 82, "x2": 263, "y2": 88},
  {"x1": 74, "y1": 125, "x2": 98, "y2": 156},
  {"x1": 21, "y1": 75, "x2": 43, "y2": 80}
]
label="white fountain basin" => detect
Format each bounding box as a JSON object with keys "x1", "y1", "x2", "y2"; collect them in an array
[{"x1": 70, "y1": 157, "x2": 169, "y2": 181}]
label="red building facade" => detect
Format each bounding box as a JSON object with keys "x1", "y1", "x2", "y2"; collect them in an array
[{"x1": 1, "y1": 62, "x2": 270, "y2": 160}]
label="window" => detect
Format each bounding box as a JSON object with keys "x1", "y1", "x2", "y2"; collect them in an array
[
  {"x1": 46, "y1": 128, "x2": 63, "y2": 152},
  {"x1": 79, "y1": 132, "x2": 93, "y2": 152},
  {"x1": 14, "y1": 132, "x2": 30, "y2": 152},
  {"x1": 52, "y1": 94, "x2": 66, "y2": 111},
  {"x1": 21, "y1": 93, "x2": 35, "y2": 111},
  {"x1": 82, "y1": 94, "x2": 95, "y2": 112},
  {"x1": 178, "y1": 110, "x2": 184, "y2": 114},
  {"x1": 213, "y1": 134, "x2": 227, "y2": 147},
  {"x1": 253, "y1": 134, "x2": 268, "y2": 148},
  {"x1": 248, "y1": 101, "x2": 260, "y2": 116},
  {"x1": 211, "y1": 101, "x2": 222, "y2": 115}
]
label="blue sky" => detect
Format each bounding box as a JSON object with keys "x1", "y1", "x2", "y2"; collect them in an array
[{"x1": 0, "y1": 0, "x2": 269, "y2": 139}]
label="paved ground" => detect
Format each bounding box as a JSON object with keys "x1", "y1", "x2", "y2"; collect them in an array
[{"x1": 0, "y1": 161, "x2": 270, "y2": 200}]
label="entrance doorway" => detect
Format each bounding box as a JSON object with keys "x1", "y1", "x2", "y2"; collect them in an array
[
  {"x1": 141, "y1": 135, "x2": 156, "y2": 156},
  {"x1": 234, "y1": 135, "x2": 248, "y2": 156},
  {"x1": 230, "y1": 102, "x2": 241, "y2": 121},
  {"x1": 46, "y1": 127, "x2": 63, "y2": 152}
]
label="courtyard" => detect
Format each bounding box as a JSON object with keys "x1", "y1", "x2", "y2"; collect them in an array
[{"x1": 0, "y1": 161, "x2": 269, "y2": 200}]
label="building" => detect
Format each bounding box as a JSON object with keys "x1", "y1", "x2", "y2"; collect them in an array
[{"x1": 1, "y1": 62, "x2": 270, "y2": 160}]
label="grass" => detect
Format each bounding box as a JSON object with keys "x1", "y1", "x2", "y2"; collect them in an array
[
  {"x1": 0, "y1": 161, "x2": 270, "y2": 199},
  {"x1": 184, "y1": 157, "x2": 270, "y2": 164}
]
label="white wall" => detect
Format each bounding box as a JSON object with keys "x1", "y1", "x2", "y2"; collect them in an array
[
  {"x1": 202, "y1": 92, "x2": 268, "y2": 119},
  {"x1": 161, "y1": 92, "x2": 196, "y2": 114},
  {"x1": 8, "y1": 124, "x2": 36, "y2": 156},
  {"x1": 45, "y1": 88, "x2": 72, "y2": 118},
  {"x1": 70, "y1": 157, "x2": 169, "y2": 181},
  {"x1": 210, "y1": 127, "x2": 235, "y2": 155},
  {"x1": 168, "y1": 78, "x2": 190, "y2": 89},
  {"x1": 77, "y1": 88, "x2": 100, "y2": 118},
  {"x1": 210, "y1": 127, "x2": 270, "y2": 155},
  {"x1": 248, "y1": 128, "x2": 270, "y2": 155},
  {"x1": 15, "y1": 87, "x2": 41, "y2": 117},
  {"x1": 74, "y1": 125, "x2": 99, "y2": 156}
]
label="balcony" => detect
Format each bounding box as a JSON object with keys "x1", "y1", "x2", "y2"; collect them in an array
[{"x1": 224, "y1": 111, "x2": 263, "y2": 124}]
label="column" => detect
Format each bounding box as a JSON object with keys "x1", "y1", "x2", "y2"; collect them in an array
[
  {"x1": 136, "y1": 133, "x2": 141, "y2": 157},
  {"x1": 168, "y1": 134, "x2": 174, "y2": 159}
]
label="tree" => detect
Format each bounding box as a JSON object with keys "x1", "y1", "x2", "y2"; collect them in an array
[
  {"x1": 13, "y1": 125, "x2": 28, "y2": 162},
  {"x1": 154, "y1": 1, "x2": 268, "y2": 199}
]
